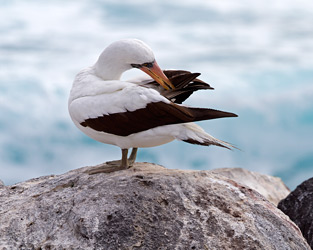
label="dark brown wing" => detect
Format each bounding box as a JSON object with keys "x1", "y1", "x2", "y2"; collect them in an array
[
  {"x1": 80, "y1": 101, "x2": 237, "y2": 136},
  {"x1": 146, "y1": 70, "x2": 214, "y2": 104}
]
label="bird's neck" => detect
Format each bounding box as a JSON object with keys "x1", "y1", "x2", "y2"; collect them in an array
[{"x1": 94, "y1": 52, "x2": 131, "y2": 81}]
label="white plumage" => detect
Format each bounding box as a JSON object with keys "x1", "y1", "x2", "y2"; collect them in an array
[{"x1": 68, "y1": 39, "x2": 237, "y2": 171}]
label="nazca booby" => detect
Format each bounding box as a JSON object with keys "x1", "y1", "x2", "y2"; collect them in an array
[{"x1": 68, "y1": 39, "x2": 237, "y2": 173}]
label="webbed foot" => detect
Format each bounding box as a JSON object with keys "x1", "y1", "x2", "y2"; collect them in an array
[
  {"x1": 84, "y1": 148, "x2": 138, "y2": 175},
  {"x1": 86, "y1": 162, "x2": 126, "y2": 175}
]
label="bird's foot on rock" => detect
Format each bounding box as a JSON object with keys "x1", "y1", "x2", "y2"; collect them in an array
[
  {"x1": 127, "y1": 159, "x2": 136, "y2": 167},
  {"x1": 85, "y1": 161, "x2": 128, "y2": 175},
  {"x1": 84, "y1": 148, "x2": 137, "y2": 175},
  {"x1": 106, "y1": 159, "x2": 122, "y2": 166},
  {"x1": 107, "y1": 158, "x2": 137, "y2": 168}
]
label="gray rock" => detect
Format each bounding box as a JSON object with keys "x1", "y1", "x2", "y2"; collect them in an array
[
  {"x1": 278, "y1": 177, "x2": 313, "y2": 248},
  {"x1": 0, "y1": 163, "x2": 309, "y2": 250},
  {"x1": 211, "y1": 168, "x2": 290, "y2": 206},
  {"x1": 0, "y1": 179, "x2": 4, "y2": 186}
]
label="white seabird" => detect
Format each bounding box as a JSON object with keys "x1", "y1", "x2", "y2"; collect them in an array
[{"x1": 68, "y1": 39, "x2": 237, "y2": 172}]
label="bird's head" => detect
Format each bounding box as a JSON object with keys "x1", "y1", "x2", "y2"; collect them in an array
[{"x1": 95, "y1": 39, "x2": 174, "y2": 90}]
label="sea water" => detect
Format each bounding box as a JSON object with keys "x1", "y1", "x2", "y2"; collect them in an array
[{"x1": 0, "y1": 0, "x2": 313, "y2": 189}]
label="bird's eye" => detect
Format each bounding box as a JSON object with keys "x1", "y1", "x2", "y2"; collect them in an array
[
  {"x1": 131, "y1": 63, "x2": 141, "y2": 68},
  {"x1": 142, "y1": 62, "x2": 153, "y2": 68}
]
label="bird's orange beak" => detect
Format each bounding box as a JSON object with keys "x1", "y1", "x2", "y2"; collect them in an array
[{"x1": 140, "y1": 61, "x2": 175, "y2": 90}]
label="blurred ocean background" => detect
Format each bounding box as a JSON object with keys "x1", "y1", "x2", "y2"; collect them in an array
[{"x1": 0, "y1": 0, "x2": 312, "y2": 189}]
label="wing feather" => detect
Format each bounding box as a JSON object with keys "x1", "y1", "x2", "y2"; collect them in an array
[
  {"x1": 142, "y1": 70, "x2": 214, "y2": 104},
  {"x1": 80, "y1": 101, "x2": 237, "y2": 136}
]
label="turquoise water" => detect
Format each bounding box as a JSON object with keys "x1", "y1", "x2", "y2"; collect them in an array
[{"x1": 0, "y1": 0, "x2": 313, "y2": 189}]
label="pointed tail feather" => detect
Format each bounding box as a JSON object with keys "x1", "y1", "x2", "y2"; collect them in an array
[{"x1": 176, "y1": 123, "x2": 237, "y2": 150}]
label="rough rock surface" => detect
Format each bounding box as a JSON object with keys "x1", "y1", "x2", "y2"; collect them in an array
[
  {"x1": 212, "y1": 168, "x2": 290, "y2": 206},
  {"x1": 0, "y1": 163, "x2": 310, "y2": 250},
  {"x1": 278, "y1": 177, "x2": 313, "y2": 248}
]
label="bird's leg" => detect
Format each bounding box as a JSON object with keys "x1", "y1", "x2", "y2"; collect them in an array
[
  {"x1": 86, "y1": 149, "x2": 129, "y2": 175},
  {"x1": 121, "y1": 148, "x2": 129, "y2": 169},
  {"x1": 128, "y1": 148, "x2": 138, "y2": 166},
  {"x1": 103, "y1": 148, "x2": 129, "y2": 167},
  {"x1": 105, "y1": 148, "x2": 137, "y2": 167}
]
